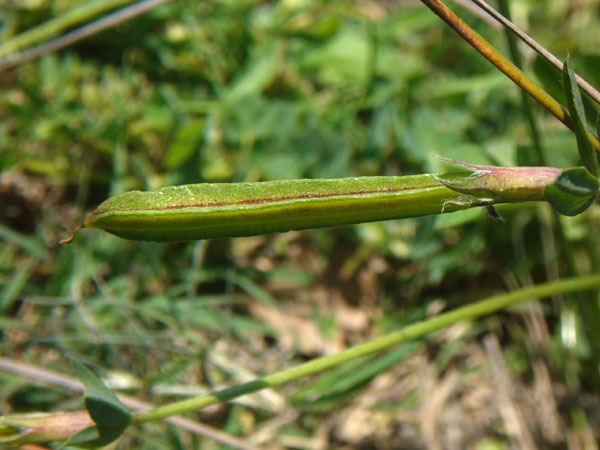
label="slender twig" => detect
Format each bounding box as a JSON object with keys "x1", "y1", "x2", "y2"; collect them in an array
[
  {"x1": 0, "y1": 0, "x2": 136, "y2": 59},
  {"x1": 0, "y1": 0, "x2": 173, "y2": 71},
  {"x1": 420, "y1": 0, "x2": 600, "y2": 154},
  {"x1": 496, "y1": 0, "x2": 545, "y2": 165},
  {"x1": 0, "y1": 358, "x2": 260, "y2": 450},
  {"x1": 470, "y1": 0, "x2": 600, "y2": 106},
  {"x1": 449, "y1": 0, "x2": 502, "y2": 28},
  {"x1": 133, "y1": 275, "x2": 600, "y2": 423}
]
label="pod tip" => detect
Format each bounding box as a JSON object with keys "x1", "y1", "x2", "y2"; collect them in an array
[{"x1": 59, "y1": 224, "x2": 84, "y2": 244}]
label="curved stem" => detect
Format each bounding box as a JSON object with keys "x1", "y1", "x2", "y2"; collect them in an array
[
  {"x1": 0, "y1": 0, "x2": 136, "y2": 59},
  {"x1": 133, "y1": 274, "x2": 600, "y2": 423},
  {"x1": 421, "y1": 0, "x2": 600, "y2": 154},
  {"x1": 0, "y1": 0, "x2": 173, "y2": 71}
]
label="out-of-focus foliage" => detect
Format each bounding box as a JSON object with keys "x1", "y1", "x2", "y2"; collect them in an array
[{"x1": 1, "y1": 0, "x2": 599, "y2": 448}]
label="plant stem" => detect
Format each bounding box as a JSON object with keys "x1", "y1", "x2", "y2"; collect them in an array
[
  {"x1": 420, "y1": 0, "x2": 600, "y2": 154},
  {"x1": 133, "y1": 274, "x2": 600, "y2": 423},
  {"x1": 0, "y1": 0, "x2": 173, "y2": 71},
  {"x1": 0, "y1": 0, "x2": 137, "y2": 59},
  {"x1": 471, "y1": 0, "x2": 600, "y2": 106},
  {"x1": 496, "y1": 0, "x2": 545, "y2": 165},
  {"x1": 0, "y1": 359, "x2": 259, "y2": 450}
]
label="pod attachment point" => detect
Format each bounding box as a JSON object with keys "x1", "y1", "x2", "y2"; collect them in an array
[{"x1": 59, "y1": 224, "x2": 84, "y2": 244}]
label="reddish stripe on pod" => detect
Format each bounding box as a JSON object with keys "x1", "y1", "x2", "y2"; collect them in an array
[{"x1": 151, "y1": 184, "x2": 442, "y2": 211}]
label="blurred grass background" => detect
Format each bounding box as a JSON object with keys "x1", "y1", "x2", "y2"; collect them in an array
[{"x1": 1, "y1": 0, "x2": 600, "y2": 448}]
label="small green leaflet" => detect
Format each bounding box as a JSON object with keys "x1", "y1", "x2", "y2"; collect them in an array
[
  {"x1": 64, "y1": 358, "x2": 132, "y2": 448},
  {"x1": 545, "y1": 167, "x2": 599, "y2": 216}
]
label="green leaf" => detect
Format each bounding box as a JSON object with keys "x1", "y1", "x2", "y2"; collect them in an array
[
  {"x1": 163, "y1": 119, "x2": 205, "y2": 170},
  {"x1": 224, "y1": 44, "x2": 280, "y2": 104},
  {"x1": 69, "y1": 359, "x2": 132, "y2": 448},
  {"x1": 72, "y1": 358, "x2": 131, "y2": 419},
  {"x1": 65, "y1": 424, "x2": 128, "y2": 449},
  {"x1": 562, "y1": 57, "x2": 598, "y2": 177},
  {"x1": 84, "y1": 397, "x2": 131, "y2": 428},
  {"x1": 545, "y1": 167, "x2": 599, "y2": 216},
  {"x1": 72, "y1": 359, "x2": 131, "y2": 427},
  {"x1": 300, "y1": 25, "x2": 371, "y2": 87}
]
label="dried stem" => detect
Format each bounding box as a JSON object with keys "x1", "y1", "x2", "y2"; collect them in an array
[
  {"x1": 470, "y1": 0, "x2": 600, "y2": 106},
  {"x1": 420, "y1": 0, "x2": 600, "y2": 153}
]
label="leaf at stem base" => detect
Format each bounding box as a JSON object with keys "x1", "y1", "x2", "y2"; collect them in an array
[
  {"x1": 68, "y1": 358, "x2": 132, "y2": 448},
  {"x1": 545, "y1": 167, "x2": 599, "y2": 216}
]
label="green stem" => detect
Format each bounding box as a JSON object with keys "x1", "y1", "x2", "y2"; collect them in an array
[
  {"x1": 0, "y1": 0, "x2": 172, "y2": 71},
  {"x1": 0, "y1": 0, "x2": 136, "y2": 59},
  {"x1": 133, "y1": 274, "x2": 600, "y2": 423},
  {"x1": 420, "y1": 0, "x2": 600, "y2": 154}
]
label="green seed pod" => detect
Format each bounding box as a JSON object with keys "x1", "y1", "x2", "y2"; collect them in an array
[{"x1": 61, "y1": 162, "x2": 560, "y2": 243}]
